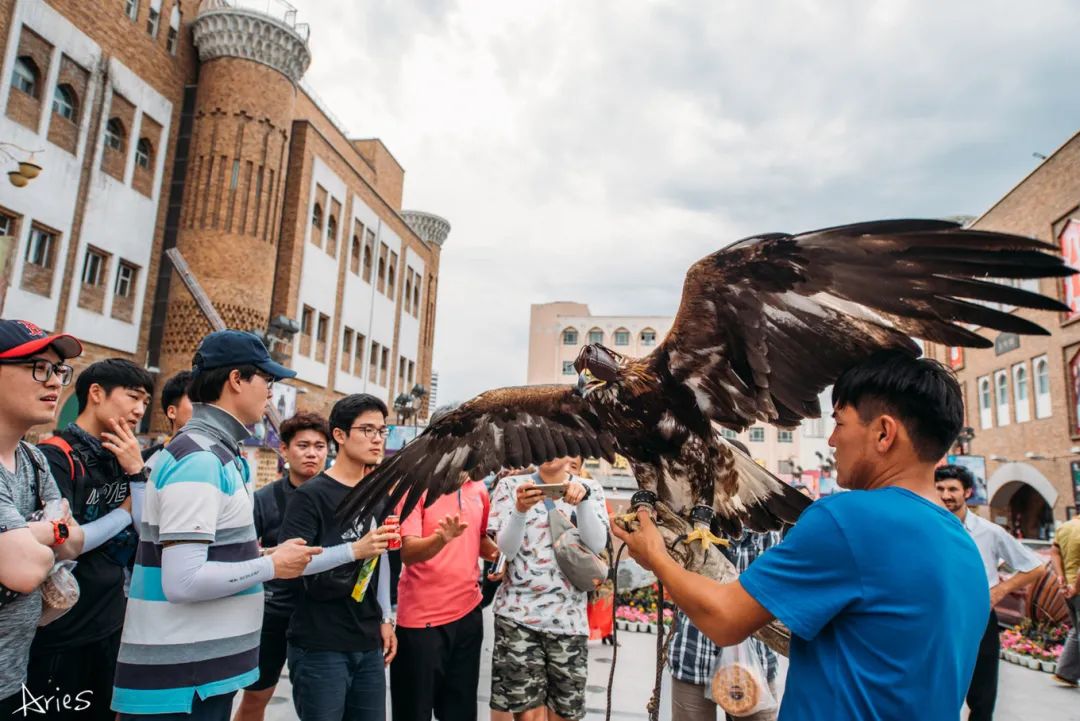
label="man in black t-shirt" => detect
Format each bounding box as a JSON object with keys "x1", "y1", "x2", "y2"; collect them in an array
[
  {"x1": 280, "y1": 394, "x2": 399, "y2": 721},
  {"x1": 29, "y1": 359, "x2": 153, "y2": 721},
  {"x1": 236, "y1": 411, "x2": 330, "y2": 721},
  {"x1": 140, "y1": 370, "x2": 193, "y2": 464}
]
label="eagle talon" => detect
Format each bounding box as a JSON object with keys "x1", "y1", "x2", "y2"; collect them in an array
[{"x1": 683, "y1": 527, "x2": 728, "y2": 550}]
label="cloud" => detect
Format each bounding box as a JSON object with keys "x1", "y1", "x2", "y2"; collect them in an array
[{"x1": 290, "y1": 0, "x2": 1080, "y2": 402}]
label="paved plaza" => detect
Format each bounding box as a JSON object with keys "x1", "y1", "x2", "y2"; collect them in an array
[{"x1": 248, "y1": 607, "x2": 1080, "y2": 720}]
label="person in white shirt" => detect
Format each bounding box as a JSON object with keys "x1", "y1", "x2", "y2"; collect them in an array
[{"x1": 936, "y1": 464, "x2": 1043, "y2": 721}]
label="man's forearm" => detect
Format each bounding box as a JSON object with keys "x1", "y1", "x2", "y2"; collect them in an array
[
  {"x1": 480, "y1": 536, "x2": 499, "y2": 562},
  {"x1": 995, "y1": 567, "x2": 1043, "y2": 600},
  {"x1": 400, "y1": 534, "x2": 447, "y2": 565}
]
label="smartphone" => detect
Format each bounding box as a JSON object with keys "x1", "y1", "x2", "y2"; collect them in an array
[
  {"x1": 493, "y1": 554, "x2": 507, "y2": 575},
  {"x1": 534, "y1": 483, "x2": 567, "y2": 499}
]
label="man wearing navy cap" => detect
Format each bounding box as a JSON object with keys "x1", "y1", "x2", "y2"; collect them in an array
[
  {"x1": 0, "y1": 319, "x2": 86, "y2": 717},
  {"x1": 112, "y1": 330, "x2": 323, "y2": 720}
]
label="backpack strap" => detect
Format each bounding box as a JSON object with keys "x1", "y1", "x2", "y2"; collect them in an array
[
  {"x1": 39, "y1": 434, "x2": 84, "y2": 480},
  {"x1": 17, "y1": 441, "x2": 45, "y2": 509}
]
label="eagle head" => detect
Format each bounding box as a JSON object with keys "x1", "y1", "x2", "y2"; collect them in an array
[{"x1": 574, "y1": 344, "x2": 621, "y2": 397}]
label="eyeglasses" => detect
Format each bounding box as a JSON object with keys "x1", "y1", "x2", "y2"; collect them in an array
[
  {"x1": 253, "y1": 371, "x2": 275, "y2": 390},
  {"x1": 351, "y1": 424, "x2": 389, "y2": 440},
  {"x1": 0, "y1": 358, "x2": 74, "y2": 386}
]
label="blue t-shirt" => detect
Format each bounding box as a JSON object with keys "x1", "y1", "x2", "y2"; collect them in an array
[{"x1": 740, "y1": 487, "x2": 988, "y2": 721}]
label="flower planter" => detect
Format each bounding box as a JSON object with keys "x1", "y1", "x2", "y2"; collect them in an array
[
  {"x1": 616, "y1": 620, "x2": 626, "y2": 631},
  {"x1": 1026, "y1": 657, "x2": 1041, "y2": 670},
  {"x1": 1004, "y1": 651, "x2": 1018, "y2": 663},
  {"x1": 1041, "y1": 661, "x2": 1057, "y2": 673},
  {"x1": 999, "y1": 649, "x2": 1005, "y2": 660},
  {"x1": 649, "y1": 624, "x2": 658, "y2": 634}
]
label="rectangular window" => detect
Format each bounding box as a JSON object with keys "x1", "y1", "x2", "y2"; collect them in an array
[
  {"x1": 167, "y1": 25, "x2": 178, "y2": 54},
  {"x1": 748, "y1": 427, "x2": 765, "y2": 443},
  {"x1": 720, "y1": 428, "x2": 737, "y2": 440},
  {"x1": 126, "y1": 0, "x2": 139, "y2": 21},
  {"x1": 316, "y1": 313, "x2": 330, "y2": 361},
  {"x1": 369, "y1": 341, "x2": 379, "y2": 383},
  {"x1": 1012, "y1": 363, "x2": 1030, "y2": 424},
  {"x1": 412, "y1": 276, "x2": 420, "y2": 316},
  {"x1": 0, "y1": 211, "x2": 13, "y2": 237},
  {"x1": 562, "y1": 360, "x2": 575, "y2": 375},
  {"x1": 25, "y1": 226, "x2": 54, "y2": 268},
  {"x1": 640, "y1": 330, "x2": 657, "y2": 346},
  {"x1": 301, "y1": 305, "x2": 313, "y2": 336},
  {"x1": 341, "y1": 328, "x2": 354, "y2": 373},
  {"x1": 114, "y1": 262, "x2": 137, "y2": 298},
  {"x1": 388, "y1": 251, "x2": 398, "y2": 297},
  {"x1": 354, "y1": 333, "x2": 365, "y2": 372},
  {"x1": 588, "y1": 329, "x2": 603, "y2": 345},
  {"x1": 803, "y1": 418, "x2": 824, "y2": 438},
  {"x1": 147, "y1": 7, "x2": 160, "y2": 36},
  {"x1": 1034, "y1": 356, "x2": 1052, "y2": 419},
  {"x1": 399, "y1": 356, "x2": 406, "y2": 385},
  {"x1": 81, "y1": 248, "x2": 107, "y2": 286},
  {"x1": 377, "y1": 242, "x2": 388, "y2": 293},
  {"x1": 614, "y1": 330, "x2": 630, "y2": 346},
  {"x1": 380, "y1": 347, "x2": 389, "y2": 385},
  {"x1": 408, "y1": 360, "x2": 415, "y2": 386},
  {"x1": 778, "y1": 430, "x2": 793, "y2": 443}
]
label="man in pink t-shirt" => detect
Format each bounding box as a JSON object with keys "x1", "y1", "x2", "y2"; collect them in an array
[{"x1": 390, "y1": 473, "x2": 500, "y2": 721}]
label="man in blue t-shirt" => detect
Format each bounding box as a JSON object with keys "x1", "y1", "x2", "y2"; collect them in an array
[{"x1": 613, "y1": 351, "x2": 989, "y2": 721}]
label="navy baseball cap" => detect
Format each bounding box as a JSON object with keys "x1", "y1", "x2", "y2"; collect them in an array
[
  {"x1": 0, "y1": 319, "x2": 82, "y2": 360},
  {"x1": 192, "y1": 330, "x2": 296, "y2": 380}
]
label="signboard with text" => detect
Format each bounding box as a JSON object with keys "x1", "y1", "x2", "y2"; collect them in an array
[
  {"x1": 948, "y1": 347, "x2": 965, "y2": 370},
  {"x1": 1060, "y1": 219, "x2": 1080, "y2": 322}
]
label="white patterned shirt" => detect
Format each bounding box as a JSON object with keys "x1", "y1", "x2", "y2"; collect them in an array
[{"x1": 487, "y1": 473, "x2": 608, "y2": 636}]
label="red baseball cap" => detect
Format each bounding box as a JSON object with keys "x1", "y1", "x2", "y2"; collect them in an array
[{"x1": 0, "y1": 319, "x2": 82, "y2": 360}]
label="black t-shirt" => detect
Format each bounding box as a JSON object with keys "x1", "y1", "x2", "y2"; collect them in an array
[
  {"x1": 253, "y1": 476, "x2": 302, "y2": 617},
  {"x1": 32, "y1": 430, "x2": 136, "y2": 651},
  {"x1": 280, "y1": 472, "x2": 385, "y2": 652}
]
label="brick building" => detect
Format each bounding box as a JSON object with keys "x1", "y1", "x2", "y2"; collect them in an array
[
  {"x1": 924, "y1": 130, "x2": 1080, "y2": 539},
  {"x1": 0, "y1": 0, "x2": 448, "y2": 456}
]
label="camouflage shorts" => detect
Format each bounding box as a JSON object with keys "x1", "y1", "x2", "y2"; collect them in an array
[{"x1": 490, "y1": 615, "x2": 588, "y2": 720}]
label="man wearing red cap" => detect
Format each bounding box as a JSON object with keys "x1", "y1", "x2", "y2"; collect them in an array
[{"x1": 0, "y1": 319, "x2": 85, "y2": 717}]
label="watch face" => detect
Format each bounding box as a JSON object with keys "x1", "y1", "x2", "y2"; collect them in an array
[{"x1": 57, "y1": 523, "x2": 69, "y2": 539}]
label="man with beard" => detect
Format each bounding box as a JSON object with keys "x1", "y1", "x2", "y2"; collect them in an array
[{"x1": 935, "y1": 464, "x2": 1042, "y2": 721}]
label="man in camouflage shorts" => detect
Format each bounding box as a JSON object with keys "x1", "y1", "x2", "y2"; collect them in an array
[
  {"x1": 487, "y1": 457, "x2": 609, "y2": 721},
  {"x1": 490, "y1": 616, "x2": 588, "y2": 717}
]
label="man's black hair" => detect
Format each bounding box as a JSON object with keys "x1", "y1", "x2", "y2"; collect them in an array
[
  {"x1": 75, "y1": 358, "x2": 154, "y2": 413},
  {"x1": 281, "y1": 411, "x2": 331, "y2": 446},
  {"x1": 935, "y1": 464, "x2": 975, "y2": 491},
  {"x1": 832, "y1": 350, "x2": 963, "y2": 463},
  {"x1": 188, "y1": 365, "x2": 258, "y2": 404},
  {"x1": 329, "y1": 393, "x2": 388, "y2": 444},
  {"x1": 160, "y1": 370, "x2": 194, "y2": 415}
]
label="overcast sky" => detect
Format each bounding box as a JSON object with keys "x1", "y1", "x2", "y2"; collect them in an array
[{"x1": 290, "y1": 0, "x2": 1080, "y2": 405}]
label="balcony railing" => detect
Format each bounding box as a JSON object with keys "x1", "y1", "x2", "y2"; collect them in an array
[{"x1": 199, "y1": 0, "x2": 311, "y2": 41}]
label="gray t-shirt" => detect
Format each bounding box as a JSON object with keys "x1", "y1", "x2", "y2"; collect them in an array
[{"x1": 0, "y1": 443, "x2": 60, "y2": 699}]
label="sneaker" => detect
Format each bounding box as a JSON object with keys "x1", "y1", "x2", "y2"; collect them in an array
[{"x1": 1051, "y1": 674, "x2": 1078, "y2": 688}]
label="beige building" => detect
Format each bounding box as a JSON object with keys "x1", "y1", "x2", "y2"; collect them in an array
[
  {"x1": 923, "y1": 129, "x2": 1080, "y2": 539},
  {"x1": 526, "y1": 301, "x2": 808, "y2": 485},
  {"x1": 0, "y1": 0, "x2": 448, "y2": 484}
]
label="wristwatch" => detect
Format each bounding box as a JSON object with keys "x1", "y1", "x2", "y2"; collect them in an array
[
  {"x1": 51, "y1": 520, "x2": 69, "y2": 546},
  {"x1": 381, "y1": 616, "x2": 395, "y2": 626}
]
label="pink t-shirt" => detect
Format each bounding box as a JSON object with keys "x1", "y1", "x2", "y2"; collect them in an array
[{"x1": 396, "y1": 480, "x2": 490, "y2": 628}]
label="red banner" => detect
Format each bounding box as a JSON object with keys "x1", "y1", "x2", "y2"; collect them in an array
[
  {"x1": 948, "y1": 346, "x2": 965, "y2": 370},
  {"x1": 1060, "y1": 219, "x2": 1080, "y2": 322}
]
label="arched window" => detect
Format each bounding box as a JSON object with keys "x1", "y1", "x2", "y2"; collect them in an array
[
  {"x1": 350, "y1": 235, "x2": 361, "y2": 274},
  {"x1": 363, "y1": 243, "x2": 373, "y2": 281},
  {"x1": 311, "y1": 202, "x2": 322, "y2": 230},
  {"x1": 978, "y1": 377, "x2": 992, "y2": 429},
  {"x1": 52, "y1": 84, "x2": 77, "y2": 120},
  {"x1": 562, "y1": 328, "x2": 578, "y2": 345},
  {"x1": 104, "y1": 118, "x2": 125, "y2": 151},
  {"x1": 640, "y1": 328, "x2": 657, "y2": 346},
  {"x1": 1013, "y1": 364, "x2": 1030, "y2": 423},
  {"x1": 167, "y1": 6, "x2": 181, "y2": 54},
  {"x1": 326, "y1": 215, "x2": 337, "y2": 243},
  {"x1": 1034, "y1": 356, "x2": 1051, "y2": 419},
  {"x1": 613, "y1": 328, "x2": 630, "y2": 346},
  {"x1": 994, "y1": 370, "x2": 1010, "y2": 427},
  {"x1": 11, "y1": 57, "x2": 38, "y2": 97},
  {"x1": 134, "y1": 138, "x2": 152, "y2": 169},
  {"x1": 587, "y1": 328, "x2": 603, "y2": 345}
]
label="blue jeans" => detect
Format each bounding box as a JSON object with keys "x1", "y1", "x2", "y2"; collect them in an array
[{"x1": 287, "y1": 645, "x2": 385, "y2": 721}]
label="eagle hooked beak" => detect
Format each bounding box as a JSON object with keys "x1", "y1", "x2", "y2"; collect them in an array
[{"x1": 575, "y1": 368, "x2": 604, "y2": 398}]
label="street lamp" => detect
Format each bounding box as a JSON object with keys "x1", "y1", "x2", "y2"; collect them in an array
[{"x1": 1, "y1": 142, "x2": 43, "y2": 187}]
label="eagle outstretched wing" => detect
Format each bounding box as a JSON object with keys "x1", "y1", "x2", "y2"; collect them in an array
[
  {"x1": 648, "y1": 219, "x2": 1074, "y2": 430},
  {"x1": 336, "y1": 385, "x2": 616, "y2": 525}
]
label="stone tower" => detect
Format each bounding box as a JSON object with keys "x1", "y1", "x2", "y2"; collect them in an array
[
  {"x1": 401, "y1": 210, "x2": 450, "y2": 420},
  {"x1": 158, "y1": 0, "x2": 311, "y2": 386}
]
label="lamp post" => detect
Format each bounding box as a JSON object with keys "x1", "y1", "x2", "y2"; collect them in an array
[{"x1": 0, "y1": 142, "x2": 43, "y2": 187}]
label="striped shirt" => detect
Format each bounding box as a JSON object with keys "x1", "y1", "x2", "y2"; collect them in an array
[
  {"x1": 669, "y1": 531, "x2": 781, "y2": 685},
  {"x1": 112, "y1": 404, "x2": 261, "y2": 715}
]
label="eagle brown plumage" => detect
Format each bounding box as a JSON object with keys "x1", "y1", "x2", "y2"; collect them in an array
[{"x1": 338, "y1": 219, "x2": 1075, "y2": 538}]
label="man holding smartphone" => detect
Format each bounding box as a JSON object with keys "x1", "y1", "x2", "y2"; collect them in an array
[{"x1": 487, "y1": 457, "x2": 608, "y2": 721}]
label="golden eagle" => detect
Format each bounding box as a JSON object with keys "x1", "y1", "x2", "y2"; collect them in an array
[{"x1": 338, "y1": 219, "x2": 1074, "y2": 539}]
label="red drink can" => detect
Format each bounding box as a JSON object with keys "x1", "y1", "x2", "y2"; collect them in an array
[{"x1": 385, "y1": 514, "x2": 401, "y2": 550}]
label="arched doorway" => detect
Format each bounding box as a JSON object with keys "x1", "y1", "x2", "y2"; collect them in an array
[{"x1": 988, "y1": 462, "x2": 1058, "y2": 540}]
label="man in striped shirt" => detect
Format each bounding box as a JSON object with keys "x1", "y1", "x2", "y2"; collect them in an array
[{"x1": 112, "y1": 331, "x2": 321, "y2": 720}]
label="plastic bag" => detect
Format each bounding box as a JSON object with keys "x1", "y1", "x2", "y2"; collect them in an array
[
  {"x1": 707, "y1": 638, "x2": 777, "y2": 717},
  {"x1": 38, "y1": 560, "x2": 79, "y2": 627}
]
